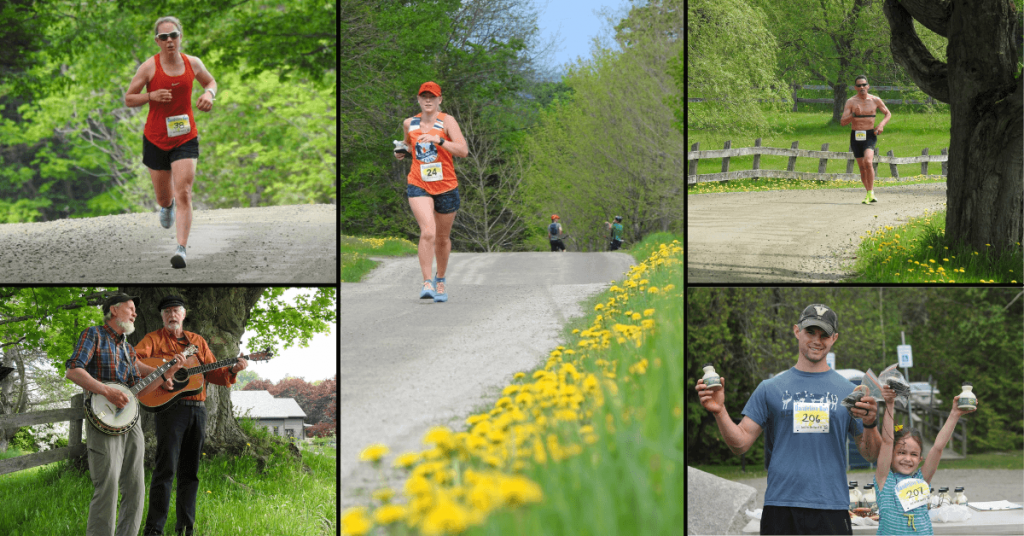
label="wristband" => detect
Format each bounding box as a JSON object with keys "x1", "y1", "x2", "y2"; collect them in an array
[
  {"x1": 205, "y1": 88, "x2": 216, "y2": 99},
  {"x1": 437, "y1": 137, "x2": 445, "y2": 146},
  {"x1": 862, "y1": 420, "x2": 877, "y2": 428}
]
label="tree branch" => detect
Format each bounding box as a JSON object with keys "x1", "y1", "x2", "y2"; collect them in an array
[
  {"x1": 882, "y1": 0, "x2": 950, "y2": 103},
  {"x1": 897, "y1": 0, "x2": 951, "y2": 38}
]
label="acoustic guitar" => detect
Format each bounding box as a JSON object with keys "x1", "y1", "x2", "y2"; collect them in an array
[
  {"x1": 84, "y1": 344, "x2": 197, "y2": 435},
  {"x1": 137, "y1": 348, "x2": 273, "y2": 412}
]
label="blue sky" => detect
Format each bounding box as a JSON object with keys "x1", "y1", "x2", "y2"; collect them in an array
[{"x1": 535, "y1": 0, "x2": 631, "y2": 72}]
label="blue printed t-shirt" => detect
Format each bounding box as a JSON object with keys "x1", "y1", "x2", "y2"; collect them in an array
[{"x1": 742, "y1": 366, "x2": 864, "y2": 510}]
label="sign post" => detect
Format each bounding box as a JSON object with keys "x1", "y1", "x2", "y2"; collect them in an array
[{"x1": 898, "y1": 332, "x2": 913, "y2": 427}]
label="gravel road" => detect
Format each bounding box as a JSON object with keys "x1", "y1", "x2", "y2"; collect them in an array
[
  {"x1": 0, "y1": 204, "x2": 336, "y2": 283},
  {"x1": 339, "y1": 251, "x2": 635, "y2": 509},
  {"x1": 687, "y1": 183, "x2": 947, "y2": 282}
]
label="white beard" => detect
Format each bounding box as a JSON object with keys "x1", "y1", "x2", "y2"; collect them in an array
[{"x1": 116, "y1": 320, "x2": 135, "y2": 335}]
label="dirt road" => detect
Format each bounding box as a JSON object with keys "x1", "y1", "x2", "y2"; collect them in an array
[
  {"x1": 340, "y1": 251, "x2": 635, "y2": 509},
  {"x1": 0, "y1": 204, "x2": 336, "y2": 283},
  {"x1": 687, "y1": 183, "x2": 947, "y2": 282}
]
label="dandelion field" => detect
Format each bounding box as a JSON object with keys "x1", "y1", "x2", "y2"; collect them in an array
[
  {"x1": 847, "y1": 209, "x2": 1023, "y2": 283},
  {"x1": 342, "y1": 235, "x2": 418, "y2": 282},
  {"x1": 343, "y1": 234, "x2": 685, "y2": 536}
]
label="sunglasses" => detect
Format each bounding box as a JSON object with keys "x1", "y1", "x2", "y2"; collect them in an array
[
  {"x1": 156, "y1": 31, "x2": 181, "y2": 41},
  {"x1": 855, "y1": 83, "x2": 868, "y2": 87}
]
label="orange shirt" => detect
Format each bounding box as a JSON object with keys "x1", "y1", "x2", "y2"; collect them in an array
[
  {"x1": 405, "y1": 112, "x2": 458, "y2": 194},
  {"x1": 143, "y1": 53, "x2": 199, "y2": 150},
  {"x1": 135, "y1": 329, "x2": 236, "y2": 402}
]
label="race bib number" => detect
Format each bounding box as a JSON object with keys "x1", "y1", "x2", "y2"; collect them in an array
[
  {"x1": 166, "y1": 114, "x2": 191, "y2": 138},
  {"x1": 896, "y1": 478, "x2": 930, "y2": 512},
  {"x1": 855, "y1": 130, "x2": 867, "y2": 141},
  {"x1": 793, "y1": 402, "x2": 829, "y2": 433},
  {"x1": 420, "y1": 162, "x2": 443, "y2": 182}
]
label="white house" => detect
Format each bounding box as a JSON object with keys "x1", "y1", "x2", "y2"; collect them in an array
[{"x1": 231, "y1": 390, "x2": 307, "y2": 439}]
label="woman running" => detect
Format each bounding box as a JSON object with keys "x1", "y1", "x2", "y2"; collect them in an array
[
  {"x1": 394, "y1": 81, "x2": 468, "y2": 302},
  {"x1": 125, "y1": 16, "x2": 217, "y2": 269}
]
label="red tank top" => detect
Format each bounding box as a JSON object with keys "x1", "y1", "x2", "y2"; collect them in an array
[
  {"x1": 144, "y1": 53, "x2": 198, "y2": 150},
  {"x1": 405, "y1": 112, "x2": 458, "y2": 194}
]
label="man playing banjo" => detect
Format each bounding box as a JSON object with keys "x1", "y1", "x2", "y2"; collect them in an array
[{"x1": 65, "y1": 293, "x2": 185, "y2": 536}]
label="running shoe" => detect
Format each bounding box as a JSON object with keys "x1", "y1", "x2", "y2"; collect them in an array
[
  {"x1": 869, "y1": 192, "x2": 878, "y2": 203},
  {"x1": 862, "y1": 194, "x2": 870, "y2": 205},
  {"x1": 159, "y1": 199, "x2": 175, "y2": 229},
  {"x1": 171, "y1": 245, "x2": 187, "y2": 269},
  {"x1": 420, "y1": 280, "x2": 435, "y2": 299},
  {"x1": 433, "y1": 278, "x2": 448, "y2": 303}
]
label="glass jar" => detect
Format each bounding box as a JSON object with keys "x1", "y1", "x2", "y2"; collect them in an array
[
  {"x1": 701, "y1": 363, "x2": 722, "y2": 390},
  {"x1": 957, "y1": 382, "x2": 977, "y2": 410},
  {"x1": 954, "y1": 486, "x2": 968, "y2": 505}
]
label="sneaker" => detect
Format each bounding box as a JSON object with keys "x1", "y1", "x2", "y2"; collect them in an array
[
  {"x1": 862, "y1": 194, "x2": 870, "y2": 205},
  {"x1": 171, "y1": 245, "x2": 187, "y2": 269},
  {"x1": 419, "y1": 280, "x2": 435, "y2": 299},
  {"x1": 869, "y1": 192, "x2": 878, "y2": 203},
  {"x1": 433, "y1": 278, "x2": 448, "y2": 303},
  {"x1": 159, "y1": 199, "x2": 175, "y2": 229}
]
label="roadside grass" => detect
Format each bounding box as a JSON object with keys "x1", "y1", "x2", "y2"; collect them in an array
[
  {"x1": 688, "y1": 175, "x2": 945, "y2": 195},
  {"x1": 687, "y1": 109, "x2": 951, "y2": 188},
  {"x1": 0, "y1": 421, "x2": 336, "y2": 536},
  {"x1": 342, "y1": 233, "x2": 684, "y2": 536},
  {"x1": 341, "y1": 235, "x2": 418, "y2": 282},
  {"x1": 695, "y1": 450, "x2": 1024, "y2": 483},
  {"x1": 846, "y1": 209, "x2": 1023, "y2": 283}
]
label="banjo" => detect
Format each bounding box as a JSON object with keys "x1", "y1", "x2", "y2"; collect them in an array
[{"x1": 84, "y1": 344, "x2": 197, "y2": 435}]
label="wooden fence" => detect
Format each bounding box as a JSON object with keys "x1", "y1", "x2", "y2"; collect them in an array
[
  {"x1": 689, "y1": 84, "x2": 938, "y2": 109},
  {"x1": 687, "y1": 138, "x2": 948, "y2": 185},
  {"x1": 0, "y1": 393, "x2": 84, "y2": 476}
]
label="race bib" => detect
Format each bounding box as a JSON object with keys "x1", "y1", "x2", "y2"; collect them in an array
[
  {"x1": 896, "y1": 478, "x2": 930, "y2": 512},
  {"x1": 420, "y1": 162, "x2": 443, "y2": 182},
  {"x1": 166, "y1": 114, "x2": 191, "y2": 138},
  {"x1": 855, "y1": 130, "x2": 867, "y2": 141},
  {"x1": 793, "y1": 402, "x2": 829, "y2": 433}
]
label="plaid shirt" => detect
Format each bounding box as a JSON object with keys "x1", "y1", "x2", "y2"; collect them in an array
[
  {"x1": 135, "y1": 328, "x2": 236, "y2": 402},
  {"x1": 65, "y1": 324, "x2": 142, "y2": 387}
]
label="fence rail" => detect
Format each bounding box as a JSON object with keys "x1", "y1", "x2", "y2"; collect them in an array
[
  {"x1": 0, "y1": 393, "x2": 84, "y2": 476},
  {"x1": 687, "y1": 138, "x2": 948, "y2": 185}
]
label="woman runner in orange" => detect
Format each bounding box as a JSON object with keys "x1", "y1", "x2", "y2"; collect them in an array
[
  {"x1": 394, "y1": 81, "x2": 468, "y2": 302},
  {"x1": 125, "y1": 16, "x2": 217, "y2": 269}
]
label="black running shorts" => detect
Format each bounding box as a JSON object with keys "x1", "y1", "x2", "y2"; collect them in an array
[
  {"x1": 143, "y1": 136, "x2": 199, "y2": 171},
  {"x1": 760, "y1": 505, "x2": 852, "y2": 535},
  {"x1": 849, "y1": 130, "x2": 877, "y2": 159},
  {"x1": 406, "y1": 184, "x2": 460, "y2": 214}
]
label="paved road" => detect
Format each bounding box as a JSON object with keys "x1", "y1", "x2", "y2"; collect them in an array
[
  {"x1": 340, "y1": 251, "x2": 635, "y2": 509},
  {"x1": 687, "y1": 183, "x2": 947, "y2": 282},
  {"x1": 0, "y1": 204, "x2": 336, "y2": 283}
]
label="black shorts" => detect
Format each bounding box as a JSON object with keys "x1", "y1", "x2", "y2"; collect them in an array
[
  {"x1": 143, "y1": 136, "x2": 199, "y2": 171},
  {"x1": 760, "y1": 505, "x2": 852, "y2": 535},
  {"x1": 550, "y1": 239, "x2": 565, "y2": 252},
  {"x1": 609, "y1": 239, "x2": 622, "y2": 251},
  {"x1": 407, "y1": 184, "x2": 460, "y2": 214},
  {"x1": 848, "y1": 130, "x2": 877, "y2": 159}
]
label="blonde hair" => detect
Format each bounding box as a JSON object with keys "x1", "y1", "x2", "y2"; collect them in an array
[{"x1": 154, "y1": 16, "x2": 183, "y2": 36}]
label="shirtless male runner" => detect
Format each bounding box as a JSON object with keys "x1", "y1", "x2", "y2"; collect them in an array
[{"x1": 839, "y1": 75, "x2": 891, "y2": 204}]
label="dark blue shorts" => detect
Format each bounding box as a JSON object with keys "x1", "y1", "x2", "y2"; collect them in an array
[
  {"x1": 849, "y1": 130, "x2": 877, "y2": 159},
  {"x1": 407, "y1": 184, "x2": 460, "y2": 214},
  {"x1": 143, "y1": 135, "x2": 199, "y2": 171}
]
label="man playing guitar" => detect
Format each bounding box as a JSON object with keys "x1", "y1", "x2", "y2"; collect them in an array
[
  {"x1": 138, "y1": 294, "x2": 248, "y2": 536},
  {"x1": 65, "y1": 293, "x2": 185, "y2": 536}
]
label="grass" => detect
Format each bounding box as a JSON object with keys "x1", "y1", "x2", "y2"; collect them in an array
[
  {"x1": 688, "y1": 175, "x2": 945, "y2": 195},
  {"x1": 846, "y1": 209, "x2": 1023, "y2": 283},
  {"x1": 342, "y1": 234, "x2": 685, "y2": 536},
  {"x1": 694, "y1": 450, "x2": 1024, "y2": 483},
  {"x1": 341, "y1": 235, "x2": 418, "y2": 282},
  {"x1": 687, "y1": 109, "x2": 951, "y2": 184},
  {"x1": 0, "y1": 421, "x2": 336, "y2": 536}
]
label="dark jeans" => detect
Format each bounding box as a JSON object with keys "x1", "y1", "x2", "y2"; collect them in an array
[
  {"x1": 144, "y1": 403, "x2": 206, "y2": 535},
  {"x1": 760, "y1": 505, "x2": 852, "y2": 535}
]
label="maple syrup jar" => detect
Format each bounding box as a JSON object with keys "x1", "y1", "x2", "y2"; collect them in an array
[
  {"x1": 957, "y1": 382, "x2": 977, "y2": 410},
  {"x1": 701, "y1": 363, "x2": 722, "y2": 390}
]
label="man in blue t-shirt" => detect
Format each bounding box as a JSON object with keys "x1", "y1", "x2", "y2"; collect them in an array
[{"x1": 696, "y1": 304, "x2": 882, "y2": 535}]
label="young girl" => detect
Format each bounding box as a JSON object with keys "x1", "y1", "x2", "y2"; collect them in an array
[{"x1": 874, "y1": 385, "x2": 977, "y2": 535}]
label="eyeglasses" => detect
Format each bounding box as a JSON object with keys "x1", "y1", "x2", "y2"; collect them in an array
[
  {"x1": 156, "y1": 31, "x2": 181, "y2": 41},
  {"x1": 855, "y1": 83, "x2": 868, "y2": 87}
]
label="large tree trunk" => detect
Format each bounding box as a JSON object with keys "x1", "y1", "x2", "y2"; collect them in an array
[
  {"x1": 123, "y1": 286, "x2": 266, "y2": 463},
  {"x1": 884, "y1": 0, "x2": 1023, "y2": 252}
]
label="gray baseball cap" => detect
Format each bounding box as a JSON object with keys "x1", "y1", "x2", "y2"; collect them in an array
[{"x1": 797, "y1": 304, "x2": 838, "y2": 336}]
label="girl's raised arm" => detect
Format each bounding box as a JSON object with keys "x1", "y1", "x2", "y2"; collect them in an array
[
  {"x1": 875, "y1": 385, "x2": 897, "y2": 491},
  {"x1": 922, "y1": 395, "x2": 975, "y2": 483}
]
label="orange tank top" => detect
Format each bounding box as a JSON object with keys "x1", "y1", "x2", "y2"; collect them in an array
[
  {"x1": 144, "y1": 53, "x2": 198, "y2": 151},
  {"x1": 405, "y1": 112, "x2": 458, "y2": 194}
]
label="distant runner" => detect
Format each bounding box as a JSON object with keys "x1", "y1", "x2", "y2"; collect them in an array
[
  {"x1": 840, "y1": 75, "x2": 891, "y2": 204},
  {"x1": 606, "y1": 216, "x2": 624, "y2": 251},
  {"x1": 394, "y1": 81, "x2": 468, "y2": 303},
  {"x1": 125, "y1": 16, "x2": 218, "y2": 268},
  {"x1": 548, "y1": 215, "x2": 566, "y2": 252}
]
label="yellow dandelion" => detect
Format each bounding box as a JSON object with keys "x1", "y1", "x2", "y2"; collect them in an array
[
  {"x1": 373, "y1": 504, "x2": 407, "y2": 525},
  {"x1": 341, "y1": 507, "x2": 372, "y2": 536},
  {"x1": 359, "y1": 444, "x2": 389, "y2": 463}
]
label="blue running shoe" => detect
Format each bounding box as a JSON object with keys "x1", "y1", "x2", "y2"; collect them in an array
[
  {"x1": 433, "y1": 277, "x2": 448, "y2": 303},
  {"x1": 159, "y1": 199, "x2": 175, "y2": 229},
  {"x1": 419, "y1": 280, "x2": 435, "y2": 299}
]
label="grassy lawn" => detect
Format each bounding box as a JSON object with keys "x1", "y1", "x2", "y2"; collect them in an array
[
  {"x1": 687, "y1": 109, "x2": 951, "y2": 182},
  {"x1": 0, "y1": 422, "x2": 336, "y2": 536},
  {"x1": 695, "y1": 450, "x2": 1024, "y2": 483},
  {"x1": 341, "y1": 235, "x2": 418, "y2": 282}
]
